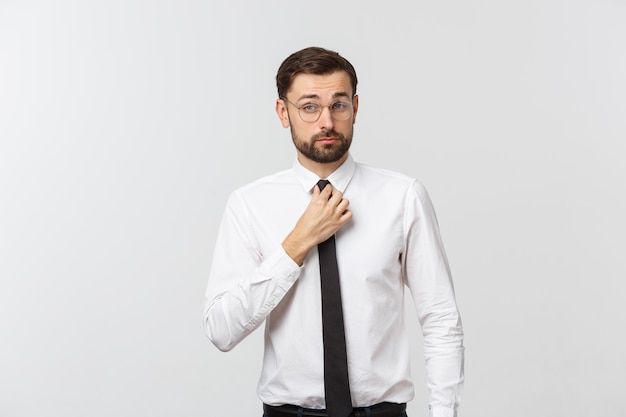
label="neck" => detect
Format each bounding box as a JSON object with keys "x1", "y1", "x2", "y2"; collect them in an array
[{"x1": 297, "y1": 152, "x2": 348, "y2": 179}]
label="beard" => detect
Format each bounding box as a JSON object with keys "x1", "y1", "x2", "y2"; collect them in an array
[{"x1": 291, "y1": 128, "x2": 353, "y2": 164}]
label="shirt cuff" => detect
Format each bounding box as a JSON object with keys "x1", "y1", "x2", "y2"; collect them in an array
[
  {"x1": 429, "y1": 406, "x2": 456, "y2": 417},
  {"x1": 256, "y1": 245, "x2": 301, "y2": 290}
]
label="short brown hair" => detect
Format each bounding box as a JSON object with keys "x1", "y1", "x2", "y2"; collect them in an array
[{"x1": 276, "y1": 47, "x2": 358, "y2": 99}]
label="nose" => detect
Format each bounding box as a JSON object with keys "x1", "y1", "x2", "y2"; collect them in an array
[{"x1": 317, "y1": 105, "x2": 335, "y2": 130}]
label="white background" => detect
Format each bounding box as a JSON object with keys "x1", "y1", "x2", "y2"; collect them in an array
[{"x1": 1, "y1": 1, "x2": 625, "y2": 416}]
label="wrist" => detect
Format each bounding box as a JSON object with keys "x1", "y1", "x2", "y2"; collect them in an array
[{"x1": 282, "y1": 232, "x2": 314, "y2": 266}]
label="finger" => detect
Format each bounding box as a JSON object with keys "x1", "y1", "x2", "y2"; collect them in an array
[
  {"x1": 336, "y1": 197, "x2": 350, "y2": 213},
  {"x1": 318, "y1": 183, "x2": 333, "y2": 199},
  {"x1": 339, "y1": 209, "x2": 352, "y2": 222},
  {"x1": 327, "y1": 189, "x2": 344, "y2": 205}
]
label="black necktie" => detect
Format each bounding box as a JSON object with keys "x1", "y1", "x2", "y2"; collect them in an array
[{"x1": 317, "y1": 180, "x2": 352, "y2": 417}]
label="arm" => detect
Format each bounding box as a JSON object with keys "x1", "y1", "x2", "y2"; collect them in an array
[
  {"x1": 204, "y1": 184, "x2": 351, "y2": 351},
  {"x1": 402, "y1": 181, "x2": 465, "y2": 417},
  {"x1": 203, "y1": 190, "x2": 300, "y2": 352}
]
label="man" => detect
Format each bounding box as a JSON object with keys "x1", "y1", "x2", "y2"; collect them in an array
[{"x1": 204, "y1": 47, "x2": 464, "y2": 417}]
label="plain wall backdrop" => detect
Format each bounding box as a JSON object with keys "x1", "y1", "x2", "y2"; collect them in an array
[{"x1": 1, "y1": 1, "x2": 625, "y2": 416}]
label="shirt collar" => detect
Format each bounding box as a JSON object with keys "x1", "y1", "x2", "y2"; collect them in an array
[{"x1": 292, "y1": 154, "x2": 356, "y2": 193}]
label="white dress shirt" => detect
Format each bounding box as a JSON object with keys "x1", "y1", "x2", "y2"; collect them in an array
[{"x1": 204, "y1": 155, "x2": 464, "y2": 417}]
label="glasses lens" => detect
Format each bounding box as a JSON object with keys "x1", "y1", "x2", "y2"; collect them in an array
[
  {"x1": 330, "y1": 101, "x2": 352, "y2": 121},
  {"x1": 299, "y1": 103, "x2": 321, "y2": 122}
]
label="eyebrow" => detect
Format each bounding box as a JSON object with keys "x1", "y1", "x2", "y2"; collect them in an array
[{"x1": 296, "y1": 91, "x2": 351, "y2": 102}]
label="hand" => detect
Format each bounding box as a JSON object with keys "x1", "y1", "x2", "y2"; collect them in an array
[{"x1": 282, "y1": 184, "x2": 352, "y2": 265}]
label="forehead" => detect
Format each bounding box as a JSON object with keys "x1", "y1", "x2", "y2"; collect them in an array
[{"x1": 287, "y1": 71, "x2": 353, "y2": 100}]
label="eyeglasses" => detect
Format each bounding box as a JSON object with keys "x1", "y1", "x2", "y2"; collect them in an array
[{"x1": 281, "y1": 97, "x2": 354, "y2": 123}]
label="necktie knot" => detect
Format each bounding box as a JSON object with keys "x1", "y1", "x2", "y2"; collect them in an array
[{"x1": 317, "y1": 179, "x2": 331, "y2": 191}]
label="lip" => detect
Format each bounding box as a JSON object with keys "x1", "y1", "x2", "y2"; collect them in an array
[{"x1": 317, "y1": 137, "x2": 338, "y2": 145}]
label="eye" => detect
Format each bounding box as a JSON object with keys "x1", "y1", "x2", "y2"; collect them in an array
[
  {"x1": 331, "y1": 101, "x2": 350, "y2": 112},
  {"x1": 300, "y1": 103, "x2": 321, "y2": 113}
]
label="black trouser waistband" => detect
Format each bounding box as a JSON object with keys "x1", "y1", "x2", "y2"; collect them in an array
[{"x1": 263, "y1": 402, "x2": 406, "y2": 417}]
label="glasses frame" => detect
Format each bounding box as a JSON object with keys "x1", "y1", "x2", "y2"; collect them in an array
[{"x1": 281, "y1": 97, "x2": 355, "y2": 123}]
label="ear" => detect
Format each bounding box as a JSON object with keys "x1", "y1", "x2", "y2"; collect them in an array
[
  {"x1": 352, "y1": 94, "x2": 359, "y2": 124},
  {"x1": 276, "y1": 98, "x2": 290, "y2": 128}
]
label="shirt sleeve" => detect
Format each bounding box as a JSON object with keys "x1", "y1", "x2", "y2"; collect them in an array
[
  {"x1": 402, "y1": 180, "x2": 465, "y2": 417},
  {"x1": 203, "y1": 190, "x2": 301, "y2": 352}
]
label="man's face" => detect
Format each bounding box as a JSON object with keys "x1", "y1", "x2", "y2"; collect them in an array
[{"x1": 276, "y1": 71, "x2": 359, "y2": 166}]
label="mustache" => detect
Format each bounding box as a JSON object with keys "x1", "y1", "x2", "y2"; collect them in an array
[{"x1": 312, "y1": 131, "x2": 344, "y2": 141}]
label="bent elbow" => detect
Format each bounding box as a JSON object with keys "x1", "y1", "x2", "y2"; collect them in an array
[
  {"x1": 210, "y1": 337, "x2": 236, "y2": 352},
  {"x1": 204, "y1": 324, "x2": 236, "y2": 352},
  {"x1": 203, "y1": 311, "x2": 239, "y2": 352}
]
